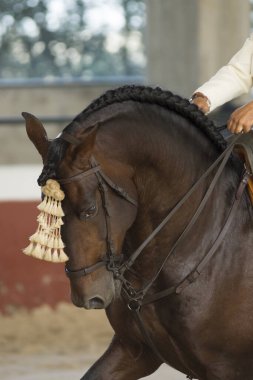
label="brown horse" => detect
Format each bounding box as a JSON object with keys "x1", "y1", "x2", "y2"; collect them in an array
[{"x1": 23, "y1": 86, "x2": 253, "y2": 380}]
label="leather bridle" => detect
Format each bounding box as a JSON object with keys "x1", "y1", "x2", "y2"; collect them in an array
[
  {"x1": 58, "y1": 132, "x2": 250, "y2": 378},
  {"x1": 58, "y1": 154, "x2": 137, "y2": 280}
]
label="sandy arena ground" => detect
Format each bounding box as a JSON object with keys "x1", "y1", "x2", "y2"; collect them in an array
[{"x1": 0, "y1": 303, "x2": 186, "y2": 380}]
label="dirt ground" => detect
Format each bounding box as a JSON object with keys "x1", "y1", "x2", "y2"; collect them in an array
[{"x1": 0, "y1": 303, "x2": 186, "y2": 379}]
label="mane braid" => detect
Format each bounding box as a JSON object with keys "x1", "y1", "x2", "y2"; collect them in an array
[{"x1": 66, "y1": 85, "x2": 227, "y2": 151}]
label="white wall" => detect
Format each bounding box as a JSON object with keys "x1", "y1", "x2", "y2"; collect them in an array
[
  {"x1": 0, "y1": 165, "x2": 41, "y2": 200},
  {"x1": 146, "y1": 0, "x2": 250, "y2": 97}
]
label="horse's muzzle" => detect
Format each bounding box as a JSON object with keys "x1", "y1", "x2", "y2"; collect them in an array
[
  {"x1": 84, "y1": 296, "x2": 107, "y2": 310},
  {"x1": 72, "y1": 293, "x2": 107, "y2": 309}
]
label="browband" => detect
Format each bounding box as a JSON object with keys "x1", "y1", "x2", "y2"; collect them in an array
[{"x1": 58, "y1": 165, "x2": 101, "y2": 185}]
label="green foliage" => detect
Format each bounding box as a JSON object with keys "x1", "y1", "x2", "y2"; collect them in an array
[{"x1": 0, "y1": 0, "x2": 146, "y2": 79}]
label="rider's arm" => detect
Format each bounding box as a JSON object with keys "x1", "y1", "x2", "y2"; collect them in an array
[{"x1": 192, "y1": 35, "x2": 253, "y2": 113}]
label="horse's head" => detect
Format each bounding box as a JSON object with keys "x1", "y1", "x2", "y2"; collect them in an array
[{"x1": 23, "y1": 113, "x2": 138, "y2": 309}]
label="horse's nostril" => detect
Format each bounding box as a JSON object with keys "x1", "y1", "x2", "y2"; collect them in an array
[{"x1": 88, "y1": 296, "x2": 105, "y2": 309}]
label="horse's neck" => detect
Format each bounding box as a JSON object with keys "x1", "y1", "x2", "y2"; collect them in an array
[
  {"x1": 96, "y1": 103, "x2": 246, "y2": 236},
  {"x1": 110, "y1": 109, "x2": 251, "y2": 275},
  {"x1": 131, "y1": 117, "x2": 220, "y2": 213},
  {"x1": 95, "y1": 103, "x2": 253, "y2": 289}
]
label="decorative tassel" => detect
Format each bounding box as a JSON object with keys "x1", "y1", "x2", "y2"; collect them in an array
[
  {"x1": 23, "y1": 242, "x2": 35, "y2": 256},
  {"x1": 32, "y1": 243, "x2": 44, "y2": 260},
  {"x1": 59, "y1": 249, "x2": 69, "y2": 262},
  {"x1": 22, "y1": 179, "x2": 69, "y2": 263},
  {"x1": 44, "y1": 247, "x2": 53, "y2": 262}
]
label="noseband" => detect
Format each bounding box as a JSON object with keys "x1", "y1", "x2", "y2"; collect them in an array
[{"x1": 58, "y1": 133, "x2": 138, "y2": 279}]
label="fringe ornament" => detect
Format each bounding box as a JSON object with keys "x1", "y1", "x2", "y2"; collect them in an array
[{"x1": 22, "y1": 179, "x2": 69, "y2": 263}]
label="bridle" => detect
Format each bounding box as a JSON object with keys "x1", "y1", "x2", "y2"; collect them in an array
[
  {"x1": 58, "y1": 131, "x2": 250, "y2": 378},
  {"x1": 60, "y1": 132, "x2": 248, "y2": 287},
  {"x1": 58, "y1": 154, "x2": 138, "y2": 280}
]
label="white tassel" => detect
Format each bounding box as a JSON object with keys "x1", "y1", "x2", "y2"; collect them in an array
[
  {"x1": 44, "y1": 198, "x2": 52, "y2": 214},
  {"x1": 53, "y1": 218, "x2": 64, "y2": 228},
  {"x1": 59, "y1": 249, "x2": 69, "y2": 262},
  {"x1": 29, "y1": 231, "x2": 40, "y2": 243},
  {"x1": 55, "y1": 202, "x2": 65, "y2": 218},
  {"x1": 37, "y1": 197, "x2": 47, "y2": 212},
  {"x1": 52, "y1": 249, "x2": 60, "y2": 263},
  {"x1": 22, "y1": 179, "x2": 68, "y2": 263},
  {"x1": 39, "y1": 232, "x2": 48, "y2": 246},
  {"x1": 53, "y1": 235, "x2": 65, "y2": 249},
  {"x1": 32, "y1": 244, "x2": 44, "y2": 260},
  {"x1": 47, "y1": 235, "x2": 55, "y2": 249},
  {"x1": 23, "y1": 242, "x2": 35, "y2": 256},
  {"x1": 44, "y1": 247, "x2": 53, "y2": 262}
]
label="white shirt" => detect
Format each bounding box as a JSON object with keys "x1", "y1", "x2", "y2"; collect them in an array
[{"x1": 195, "y1": 34, "x2": 253, "y2": 112}]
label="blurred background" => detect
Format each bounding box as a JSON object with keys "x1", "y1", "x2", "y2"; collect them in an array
[{"x1": 0, "y1": 0, "x2": 252, "y2": 379}]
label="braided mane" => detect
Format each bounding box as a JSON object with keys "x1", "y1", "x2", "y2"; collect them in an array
[
  {"x1": 38, "y1": 85, "x2": 227, "y2": 185},
  {"x1": 68, "y1": 85, "x2": 227, "y2": 151}
]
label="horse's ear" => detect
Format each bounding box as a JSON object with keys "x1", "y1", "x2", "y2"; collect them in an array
[
  {"x1": 22, "y1": 112, "x2": 50, "y2": 162},
  {"x1": 71, "y1": 124, "x2": 98, "y2": 166}
]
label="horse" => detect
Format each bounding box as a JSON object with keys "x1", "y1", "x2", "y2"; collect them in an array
[{"x1": 23, "y1": 85, "x2": 253, "y2": 380}]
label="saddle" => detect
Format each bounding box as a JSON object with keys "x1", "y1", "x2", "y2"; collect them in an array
[{"x1": 232, "y1": 131, "x2": 253, "y2": 204}]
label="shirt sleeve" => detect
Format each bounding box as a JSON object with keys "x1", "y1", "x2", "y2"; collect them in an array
[{"x1": 194, "y1": 35, "x2": 253, "y2": 112}]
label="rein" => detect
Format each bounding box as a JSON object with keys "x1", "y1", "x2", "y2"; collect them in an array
[
  {"x1": 60, "y1": 132, "x2": 249, "y2": 378},
  {"x1": 120, "y1": 134, "x2": 248, "y2": 302}
]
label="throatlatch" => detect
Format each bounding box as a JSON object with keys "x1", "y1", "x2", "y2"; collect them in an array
[{"x1": 23, "y1": 179, "x2": 69, "y2": 263}]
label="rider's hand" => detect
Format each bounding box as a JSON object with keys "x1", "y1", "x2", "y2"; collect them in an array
[
  {"x1": 227, "y1": 101, "x2": 253, "y2": 134},
  {"x1": 190, "y1": 92, "x2": 210, "y2": 114}
]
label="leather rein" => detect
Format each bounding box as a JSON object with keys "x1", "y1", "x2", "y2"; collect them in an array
[{"x1": 59, "y1": 132, "x2": 250, "y2": 377}]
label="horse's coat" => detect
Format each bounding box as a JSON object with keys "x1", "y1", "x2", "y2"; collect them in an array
[{"x1": 24, "y1": 86, "x2": 253, "y2": 380}]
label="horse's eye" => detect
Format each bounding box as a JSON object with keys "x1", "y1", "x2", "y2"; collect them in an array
[{"x1": 80, "y1": 205, "x2": 97, "y2": 221}]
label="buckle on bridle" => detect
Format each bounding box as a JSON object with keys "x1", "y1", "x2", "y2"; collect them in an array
[
  {"x1": 106, "y1": 254, "x2": 124, "y2": 271},
  {"x1": 127, "y1": 299, "x2": 141, "y2": 311}
]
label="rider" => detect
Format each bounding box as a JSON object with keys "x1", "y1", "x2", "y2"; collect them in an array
[{"x1": 190, "y1": 33, "x2": 253, "y2": 135}]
